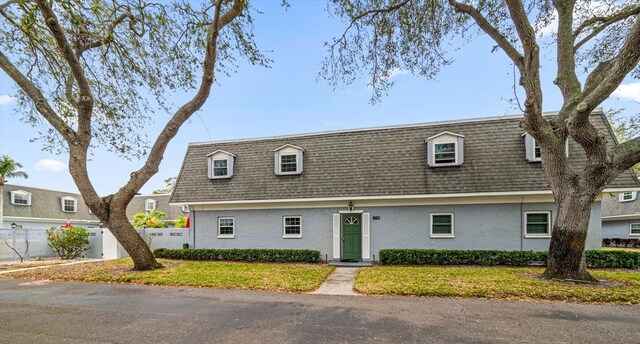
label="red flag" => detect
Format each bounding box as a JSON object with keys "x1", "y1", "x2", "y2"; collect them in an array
[
  {"x1": 65, "y1": 219, "x2": 72, "y2": 228},
  {"x1": 185, "y1": 214, "x2": 190, "y2": 229}
]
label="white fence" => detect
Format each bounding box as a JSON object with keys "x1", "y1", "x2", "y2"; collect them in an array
[{"x1": 0, "y1": 228, "x2": 190, "y2": 261}]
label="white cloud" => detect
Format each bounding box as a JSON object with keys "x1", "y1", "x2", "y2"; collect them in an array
[
  {"x1": 613, "y1": 82, "x2": 640, "y2": 102},
  {"x1": 34, "y1": 159, "x2": 67, "y2": 172},
  {"x1": 0, "y1": 95, "x2": 15, "y2": 106},
  {"x1": 387, "y1": 68, "x2": 409, "y2": 79}
]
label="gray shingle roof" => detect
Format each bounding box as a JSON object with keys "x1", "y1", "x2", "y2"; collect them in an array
[
  {"x1": 171, "y1": 111, "x2": 639, "y2": 203},
  {"x1": 3, "y1": 184, "x2": 99, "y2": 222},
  {"x1": 602, "y1": 194, "x2": 640, "y2": 217},
  {"x1": 126, "y1": 194, "x2": 188, "y2": 222}
]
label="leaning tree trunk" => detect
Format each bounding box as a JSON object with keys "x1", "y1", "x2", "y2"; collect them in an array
[
  {"x1": 543, "y1": 194, "x2": 597, "y2": 282},
  {"x1": 105, "y1": 208, "x2": 162, "y2": 271}
]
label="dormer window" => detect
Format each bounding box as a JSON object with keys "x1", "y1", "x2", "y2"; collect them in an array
[
  {"x1": 207, "y1": 150, "x2": 236, "y2": 179},
  {"x1": 523, "y1": 133, "x2": 569, "y2": 162},
  {"x1": 274, "y1": 144, "x2": 304, "y2": 175},
  {"x1": 426, "y1": 131, "x2": 464, "y2": 167},
  {"x1": 620, "y1": 191, "x2": 638, "y2": 202},
  {"x1": 145, "y1": 199, "x2": 157, "y2": 211},
  {"x1": 61, "y1": 196, "x2": 77, "y2": 213},
  {"x1": 10, "y1": 190, "x2": 31, "y2": 206}
]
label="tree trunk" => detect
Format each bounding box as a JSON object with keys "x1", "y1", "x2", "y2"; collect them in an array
[
  {"x1": 105, "y1": 207, "x2": 162, "y2": 271},
  {"x1": 542, "y1": 194, "x2": 597, "y2": 282}
]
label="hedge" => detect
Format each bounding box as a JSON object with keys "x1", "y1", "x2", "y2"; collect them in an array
[
  {"x1": 378, "y1": 249, "x2": 640, "y2": 269},
  {"x1": 153, "y1": 248, "x2": 321, "y2": 263}
]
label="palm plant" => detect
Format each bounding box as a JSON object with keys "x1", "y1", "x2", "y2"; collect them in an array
[
  {"x1": 0, "y1": 156, "x2": 29, "y2": 229},
  {"x1": 132, "y1": 210, "x2": 168, "y2": 229}
]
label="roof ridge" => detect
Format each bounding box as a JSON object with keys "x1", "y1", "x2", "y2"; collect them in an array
[{"x1": 189, "y1": 108, "x2": 604, "y2": 146}]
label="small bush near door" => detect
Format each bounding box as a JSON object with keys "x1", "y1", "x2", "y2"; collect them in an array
[
  {"x1": 46, "y1": 226, "x2": 90, "y2": 259},
  {"x1": 379, "y1": 249, "x2": 640, "y2": 269},
  {"x1": 153, "y1": 248, "x2": 322, "y2": 263}
]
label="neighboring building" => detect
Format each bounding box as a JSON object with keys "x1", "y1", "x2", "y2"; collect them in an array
[
  {"x1": 602, "y1": 192, "x2": 640, "y2": 239},
  {"x1": 2, "y1": 186, "x2": 187, "y2": 229},
  {"x1": 126, "y1": 194, "x2": 190, "y2": 228},
  {"x1": 170, "y1": 110, "x2": 639, "y2": 261},
  {"x1": 1, "y1": 184, "x2": 100, "y2": 229}
]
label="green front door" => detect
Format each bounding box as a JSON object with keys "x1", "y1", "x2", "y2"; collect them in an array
[{"x1": 341, "y1": 213, "x2": 362, "y2": 261}]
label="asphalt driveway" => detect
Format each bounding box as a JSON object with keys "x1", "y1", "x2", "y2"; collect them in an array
[{"x1": 0, "y1": 279, "x2": 638, "y2": 343}]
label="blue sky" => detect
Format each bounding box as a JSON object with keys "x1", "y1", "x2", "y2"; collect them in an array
[{"x1": 0, "y1": 1, "x2": 639, "y2": 196}]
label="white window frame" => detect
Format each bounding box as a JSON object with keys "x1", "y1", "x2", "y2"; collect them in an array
[
  {"x1": 181, "y1": 205, "x2": 190, "y2": 213},
  {"x1": 61, "y1": 196, "x2": 78, "y2": 213},
  {"x1": 528, "y1": 136, "x2": 570, "y2": 163},
  {"x1": 430, "y1": 213, "x2": 455, "y2": 238},
  {"x1": 630, "y1": 223, "x2": 640, "y2": 236},
  {"x1": 532, "y1": 140, "x2": 542, "y2": 161},
  {"x1": 524, "y1": 211, "x2": 552, "y2": 238},
  {"x1": 619, "y1": 192, "x2": 637, "y2": 202},
  {"x1": 10, "y1": 190, "x2": 31, "y2": 206},
  {"x1": 217, "y1": 217, "x2": 235, "y2": 239},
  {"x1": 145, "y1": 199, "x2": 157, "y2": 211},
  {"x1": 279, "y1": 154, "x2": 299, "y2": 175},
  {"x1": 282, "y1": 216, "x2": 302, "y2": 238},
  {"x1": 212, "y1": 158, "x2": 230, "y2": 178},
  {"x1": 432, "y1": 141, "x2": 458, "y2": 166}
]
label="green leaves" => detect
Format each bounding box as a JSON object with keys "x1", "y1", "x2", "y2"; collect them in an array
[
  {"x1": 1, "y1": 0, "x2": 269, "y2": 158},
  {"x1": 0, "y1": 155, "x2": 29, "y2": 185}
]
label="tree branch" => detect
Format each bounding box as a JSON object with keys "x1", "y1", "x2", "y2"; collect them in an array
[
  {"x1": 577, "y1": 15, "x2": 640, "y2": 117},
  {"x1": 574, "y1": 4, "x2": 640, "y2": 51},
  {"x1": 449, "y1": 0, "x2": 524, "y2": 71},
  {"x1": 0, "y1": 51, "x2": 76, "y2": 142},
  {"x1": 115, "y1": 0, "x2": 243, "y2": 203},
  {"x1": 332, "y1": 0, "x2": 411, "y2": 49},
  {"x1": 609, "y1": 136, "x2": 640, "y2": 177},
  {"x1": 35, "y1": 0, "x2": 93, "y2": 146},
  {"x1": 553, "y1": 0, "x2": 581, "y2": 99}
]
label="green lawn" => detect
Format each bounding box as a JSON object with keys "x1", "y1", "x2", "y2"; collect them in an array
[
  {"x1": 1, "y1": 259, "x2": 334, "y2": 292},
  {"x1": 603, "y1": 247, "x2": 640, "y2": 252},
  {"x1": 355, "y1": 266, "x2": 640, "y2": 304}
]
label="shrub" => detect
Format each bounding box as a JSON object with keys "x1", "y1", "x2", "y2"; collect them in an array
[
  {"x1": 46, "y1": 226, "x2": 90, "y2": 259},
  {"x1": 132, "y1": 210, "x2": 168, "y2": 229},
  {"x1": 154, "y1": 248, "x2": 322, "y2": 263},
  {"x1": 378, "y1": 249, "x2": 640, "y2": 269}
]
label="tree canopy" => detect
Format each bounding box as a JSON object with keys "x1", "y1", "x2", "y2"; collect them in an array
[
  {"x1": 0, "y1": 0, "x2": 268, "y2": 270},
  {"x1": 323, "y1": 0, "x2": 640, "y2": 281}
]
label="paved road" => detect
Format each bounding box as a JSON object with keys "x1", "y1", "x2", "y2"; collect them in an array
[{"x1": 0, "y1": 279, "x2": 638, "y2": 344}]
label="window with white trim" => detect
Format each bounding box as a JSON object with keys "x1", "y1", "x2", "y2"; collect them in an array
[
  {"x1": 630, "y1": 223, "x2": 640, "y2": 236},
  {"x1": 10, "y1": 191, "x2": 31, "y2": 206},
  {"x1": 274, "y1": 144, "x2": 304, "y2": 175},
  {"x1": 217, "y1": 217, "x2": 234, "y2": 238},
  {"x1": 280, "y1": 154, "x2": 298, "y2": 173},
  {"x1": 283, "y1": 216, "x2": 302, "y2": 238},
  {"x1": 430, "y1": 213, "x2": 454, "y2": 238},
  {"x1": 426, "y1": 131, "x2": 464, "y2": 167},
  {"x1": 207, "y1": 150, "x2": 235, "y2": 179},
  {"x1": 619, "y1": 192, "x2": 637, "y2": 202},
  {"x1": 145, "y1": 199, "x2": 157, "y2": 211},
  {"x1": 61, "y1": 197, "x2": 77, "y2": 213},
  {"x1": 213, "y1": 159, "x2": 228, "y2": 177},
  {"x1": 525, "y1": 211, "x2": 551, "y2": 237},
  {"x1": 434, "y1": 143, "x2": 456, "y2": 165},
  {"x1": 533, "y1": 140, "x2": 542, "y2": 160}
]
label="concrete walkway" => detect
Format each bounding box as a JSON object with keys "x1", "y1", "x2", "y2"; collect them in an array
[
  {"x1": 311, "y1": 267, "x2": 359, "y2": 296},
  {"x1": 0, "y1": 259, "x2": 103, "y2": 275}
]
